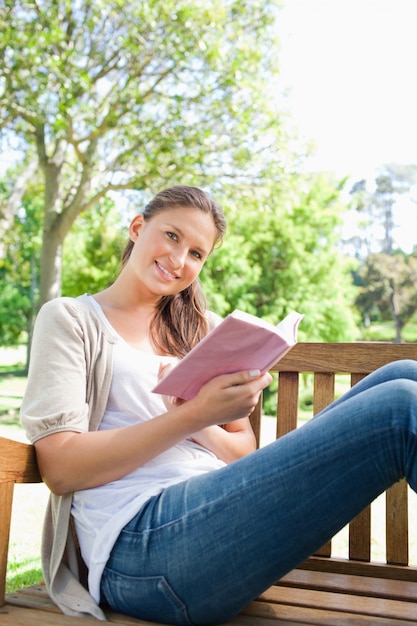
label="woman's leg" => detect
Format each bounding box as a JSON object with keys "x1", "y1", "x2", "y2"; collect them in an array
[
  {"x1": 101, "y1": 360, "x2": 417, "y2": 626},
  {"x1": 316, "y1": 358, "x2": 417, "y2": 414}
]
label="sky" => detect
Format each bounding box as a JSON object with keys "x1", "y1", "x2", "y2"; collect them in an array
[
  {"x1": 275, "y1": 0, "x2": 417, "y2": 251},
  {"x1": 276, "y1": 0, "x2": 417, "y2": 182}
]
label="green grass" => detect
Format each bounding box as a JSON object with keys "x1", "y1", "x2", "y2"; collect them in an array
[
  {"x1": 6, "y1": 556, "x2": 43, "y2": 593},
  {"x1": 359, "y1": 320, "x2": 417, "y2": 342}
]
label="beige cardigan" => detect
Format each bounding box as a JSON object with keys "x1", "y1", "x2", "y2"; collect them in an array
[
  {"x1": 21, "y1": 295, "x2": 219, "y2": 620},
  {"x1": 21, "y1": 295, "x2": 116, "y2": 620}
]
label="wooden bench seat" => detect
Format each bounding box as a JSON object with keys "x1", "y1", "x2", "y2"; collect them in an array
[{"x1": 2, "y1": 342, "x2": 417, "y2": 625}]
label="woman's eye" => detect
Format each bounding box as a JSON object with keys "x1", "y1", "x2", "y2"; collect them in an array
[
  {"x1": 167, "y1": 231, "x2": 178, "y2": 241},
  {"x1": 191, "y1": 250, "x2": 202, "y2": 260}
]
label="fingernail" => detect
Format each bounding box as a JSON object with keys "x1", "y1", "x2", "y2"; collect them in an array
[{"x1": 249, "y1": 369, "x2": 261, "y2": 377}]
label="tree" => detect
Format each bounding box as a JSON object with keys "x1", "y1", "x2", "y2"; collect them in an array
[
  {"x1": 203, "y1": 172, "x2": 358, "y2": 342},
  {"x1": 0, "y1": 0, "x2": 287, "y2": 308},
  {"x1": 347, "y1": 163, "x2": 417, "y2": 258},
  {"x1": 356, "y1": 252, "x2": 417, "y2": 342}
]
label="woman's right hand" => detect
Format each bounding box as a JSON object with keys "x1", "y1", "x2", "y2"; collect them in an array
[{"x1": 189, "y1": 368, "x2": 273, "y2": 428}]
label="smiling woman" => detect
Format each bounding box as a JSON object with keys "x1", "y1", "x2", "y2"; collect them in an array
[
  {"x1": 20, "y1": 184, "x2": 270, "y2": 621},
  {"x1": 19, "y1": 184, "x2": 417, "y2": 626}
]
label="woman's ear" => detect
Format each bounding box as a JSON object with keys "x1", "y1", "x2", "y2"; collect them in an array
[{"x1": 129, "y1": 214, "x2": 144, "y2": 242}]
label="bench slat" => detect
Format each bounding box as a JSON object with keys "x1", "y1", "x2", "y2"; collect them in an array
[
  {"x1": 0, "y1": 604, "x2": 308, "y2": 626},
  {"x1": 274, "y1": 342, "x2": 417, "y2": 374},
  {"x1": 0, "y1": 482, "x2": 14, "y2": 605},
  {"x1": 347, "y1": 372, "x2": 372, "y2": 562},
  {"x1": 300, "y1": 555, "x2": 417, "y2": 581},
  {"x1": 257, "y1": 584, "x2": 417, "y2": 622},
  {"x1": 349, "y1": 506, "x2": 371, "y2": 562},
  {"x1": 312, "y1": 372, "x2": 335, "y2": 558},
  {"x1": 243, "y1": 598, "x2": 416, "y2": 625},
  {"x1": 313, "y1": 372, "x2": 335, "y2": 414},
  {"x1": 386, "y1": 480, "x2": 409, "y2": 565},
  {"x1": 5, "y1": 584, "x2": 321, "y2": 626},
  {"x1": 279, "y1": 568, "x2": 417, "y2": 601},
  {"x1": 276, "y1": 371, "x2": 299, "y2": 438}
]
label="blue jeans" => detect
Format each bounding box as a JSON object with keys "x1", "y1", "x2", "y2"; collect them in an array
[{"x1": 101, "y1": 360, "x2": 417, "y2": 625}]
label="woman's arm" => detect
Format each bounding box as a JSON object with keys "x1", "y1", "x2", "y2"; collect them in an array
[
  {"x1": 34, "y1": 403, "x2": 208, "y2": 496},
  {"x1": 34, "y1": 368, "x2": 271, "y2": 496},
  {"x1": 190, "y1": 418, "x2": 256, "y2": 463}
]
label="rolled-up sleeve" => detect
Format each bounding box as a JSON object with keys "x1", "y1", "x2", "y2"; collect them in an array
[{"x1": 21, "y1": 299, "x2": 90, "y2": 443}]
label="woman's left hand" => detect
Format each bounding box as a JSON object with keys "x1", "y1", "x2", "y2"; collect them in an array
[{"x1": 191, "y1": 417, "x2": 256, "y2": 463}]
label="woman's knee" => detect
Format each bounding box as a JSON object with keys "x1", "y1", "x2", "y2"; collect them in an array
[
  {"x1": 380, "y1": 359, "x2": 417, "y2": 382},
  {"x1": 379, "y1": 377, "x2": 417, "y2": 427}
]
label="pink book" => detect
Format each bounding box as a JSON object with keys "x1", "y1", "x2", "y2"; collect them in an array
[{"x1": 152, "y1": 309, "x2": 303, "y2": 401}]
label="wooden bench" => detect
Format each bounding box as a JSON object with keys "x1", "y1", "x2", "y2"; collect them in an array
[{"x1": 2, "y1": 342, "x2": 417, "y2": 625}]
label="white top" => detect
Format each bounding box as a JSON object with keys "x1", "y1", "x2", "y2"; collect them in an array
[{"x1": 71, "y1": 298, "x2": 225, "y2": 603}]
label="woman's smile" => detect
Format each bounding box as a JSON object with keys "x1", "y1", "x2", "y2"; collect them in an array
[{"x1": 155, "y1": 261, "x2": 179, "y2": 281}]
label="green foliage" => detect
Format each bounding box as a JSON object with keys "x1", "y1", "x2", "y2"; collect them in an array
[
  {"x1": 356, "y1": 252, "x2": 417, "y2": 341},
  {"x1": 0, "y1": 178, "x2": 42, "y2": 347},
  {"x1": 203, "y1": 172, "x2": 359, "y2": 342},
  {"x1": 62, "y1": 197, "x2": 126, "y2": 296},
  {"x1": 0, "y1": 173, "x2": 125, "y2": 346},
  {"x1": 346, "y1": 164, "x2": 417, "y2": 342}
]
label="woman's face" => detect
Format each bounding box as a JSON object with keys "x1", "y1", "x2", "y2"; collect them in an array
[{"x1": 127, "y1": 207, "x2": 218, "y2": 298}]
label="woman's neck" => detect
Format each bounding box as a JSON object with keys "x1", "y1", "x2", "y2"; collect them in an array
[{"x1": 93, "y1": 287, "x2": 160, "y2": 353}]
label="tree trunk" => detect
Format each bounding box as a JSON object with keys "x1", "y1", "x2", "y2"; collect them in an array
[
  {"x1": 39, "y1": 225, "x2": 63, "y2": 307},
  {"x1": 394, "y1": 318, "x2": 402, "y2": 343},
  {"x1": 37, "y1": 138, "x2": 69, "y2": 308},
  {"x1": 389, "y1": 285, "x2": 402, "y2": 343}
]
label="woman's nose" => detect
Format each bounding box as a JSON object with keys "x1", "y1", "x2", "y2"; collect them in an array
[{"x1": 169, "y1": 247, "x2": 187, "y2": 269}]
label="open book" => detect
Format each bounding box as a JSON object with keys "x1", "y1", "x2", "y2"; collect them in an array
[{"x1": 152, "y1": 309, "x2": 303, "y2": 401}]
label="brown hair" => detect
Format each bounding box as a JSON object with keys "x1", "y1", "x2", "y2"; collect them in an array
[{"x1": 121, "y1": 185, "x2": 227, "y2": 357}]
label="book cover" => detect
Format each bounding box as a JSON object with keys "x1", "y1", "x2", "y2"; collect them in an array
[{"x1": 152, "y1": 309, "x2": 303, "y2": 401}]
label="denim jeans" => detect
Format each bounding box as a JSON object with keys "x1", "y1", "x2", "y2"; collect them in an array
[{"x1": 101, "y1": 360, "x2": 417, "y2": 625}]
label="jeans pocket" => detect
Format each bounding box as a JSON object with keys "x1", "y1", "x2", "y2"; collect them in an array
[{"x1": 101, "y1": 567, "x2": 192, "y2": 626}]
